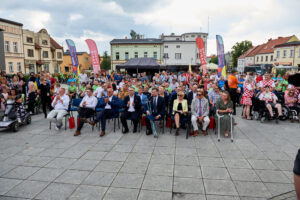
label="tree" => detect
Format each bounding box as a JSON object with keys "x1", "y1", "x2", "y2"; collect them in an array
[
  {"x1": 231, "y1": 40, "x2": 252, "y2": 68},
  {"x1": 209, "y1": 56, "x2": 218, "y2": 64},
  {"x1": 130, "y1": 30, "x2": 141, "y2": 39},
  {"x1": 100, "y1": 51, "x2": 111, "y2": 71}
]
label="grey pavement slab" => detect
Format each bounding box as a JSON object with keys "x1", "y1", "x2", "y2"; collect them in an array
[
  {"x1": 142, "y1": 175, "x2": 173, "y2": 191},
  {"x1": 28, "y1": 168, "x2": 65, "y2": 182},
  {"x1": 68, "y1": 185, "x2": 108, "y2": 200},
  {"x1": 173, "y1": 177, "x2": 205, "y2": 194},
  {"x1": 173, "y1": 193, "x2": 206, "y2": 200},
  {"x1": 201, "y1": 166, "x2": 230, "y2": 180},
  {"x1": 111, "y1": 172, "x2": 144, "y2": 189},
  {"x1": 103, "y1": 187, "x2": 139, "y2": 200},
  {"x1": 83, "y1": 171, "x2": 117, "y2": 187},
  {"x1": 146, "y1": 163, "x2": 174, "y2": 177},
  {"x1": 138, "y1": 190, "x2": 172, "y2": 200},
  {"x1": 0, "y1": 178, "x2": 22, "y2": 195},
  {"x1": 203, "y1": 179, "x2": 238, "y2": 196},
  {"x1": 54, "y1": 169, "x2": 90, "y2": 185},
  {"x1": 2, "y1": 166, "x2": 40, "y2": 180},
  {"x1": 93, "y1": 160, "x2": 123, "y2": 173},
  {"x1": 174, "y1": 165, "x2": 202, "y2": 178},
  {"x1": 234, "y1": 181, "x2": 271, "y2": 198},
  {"x1": 255, "y1": 169, "x2": 292, "y2": 183},
  {"x1": 35, "y1": 182, "x2": 77, "y2": 200},
  {"x1": 227, "y1": 168, "x2": 260, "y2": 182}
]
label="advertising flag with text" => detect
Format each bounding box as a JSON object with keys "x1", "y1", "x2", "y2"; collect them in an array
[
  {"x1": 85, "y1": 39, "x2": 101, "y2": 74},
  {"x1": 65, "y1": 39, "x2": 79, "y2": 74},
  {"x1": 216, "y1": 35, "x2": 226, "y2": 77},
  {"x1": 196, "y1": 37, "x2": 207, "y2": 75}
]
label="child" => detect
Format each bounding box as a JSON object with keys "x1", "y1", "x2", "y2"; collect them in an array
[
  {"x1": 15, "y1": 95, "x2": 27, "y2": 124},
  {"x1": 27, "y1": 82, "x2": 37, "y2": 114}
]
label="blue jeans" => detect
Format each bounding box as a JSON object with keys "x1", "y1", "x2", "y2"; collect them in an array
[{"x1": 95, "y1": 109, "x2": 114, "y2": 131}]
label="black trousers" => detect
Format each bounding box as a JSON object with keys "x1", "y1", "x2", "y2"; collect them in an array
[
  {"x1": 95, "y1": 109, "x2": 114, "y2": 131},
  {"x1": 41, "y1": 97, "x2": 52, "y2": 117},
  {"x1": 77, "y1": 107, "x2": 94, "y2": 131},
  {"x1": 294, "y1": 149, "x2": 300, "y2": 176},
  {"x1": 121, "y1": 111, "x2": 138, "y2": 130},
  {"x1": 229, "y1": 88, "x2": 237, "y2": 114}
]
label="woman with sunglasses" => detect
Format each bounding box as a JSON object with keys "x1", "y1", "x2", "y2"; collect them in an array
[{"x1": 172, "y1": 91, "x2": 188, "y2": 135}]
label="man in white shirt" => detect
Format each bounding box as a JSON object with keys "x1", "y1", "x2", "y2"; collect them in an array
[
  {"x1": 79, "y1": 70, "x2": 88, "y2": 85},
  {"x1": 74, "y1": 88, "x2": 97, "y2": 136},
  {"x1": 170, "y1": 78, "x2": 178, "y2": 91},
  {"x1": 47, "y1": 88, "x2": 70, "y2": 130}
]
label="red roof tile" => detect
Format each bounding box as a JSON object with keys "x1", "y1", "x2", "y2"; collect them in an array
[
  {"x1": 246, "y1": 44, "x2": 266, "y2": 57},
  {"x1": 50, "y1": 37, "x2": 63, "y2": 49},
  {"x1": 257, "y1": 36, "x2": 293, "y2": 54}
]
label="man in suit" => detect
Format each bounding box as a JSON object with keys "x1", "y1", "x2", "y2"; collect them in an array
[
  {"x1": 191, "y1": 90, "x2": 210, "y2": 136},
  {"x1": 145, "y1": 88, "x2": 165, "y2": 135},
  {"x1": 89, "y1": 88, "x2": 119, "y2": 137},
  {"x1": 188, "y1": 84, "x2": 198, "y2": 106},
  {"x1": 121, "y1": 87, "x2": 142, "y2": 133}
]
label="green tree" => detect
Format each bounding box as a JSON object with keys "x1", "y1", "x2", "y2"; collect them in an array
[
  {"x1": 231, "y1": 40, "x2": 252, "y2": 68},
  {"x1": 130, "y1": 30, "x2": 141, "y2": 39},
  {"x1": 100, "y1": 51, "x2": 111, "y2": 71},
  {"x1": 209, "y1": 56, "x2": 218, "y2": 64}
]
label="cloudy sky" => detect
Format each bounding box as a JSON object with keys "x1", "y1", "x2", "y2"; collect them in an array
[{"x1": 1, "y1": 0, "x2": 299, "y2": 55}]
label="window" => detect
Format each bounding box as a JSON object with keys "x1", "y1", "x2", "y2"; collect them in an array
[
  {"x1": 42, "y1": 40, "x2": 48, "y2": 45},
  {"x1": 175, "y1": 53, "x2": 181, "y2": 59},
  {"x1": 43, "y1": 51, "x2": 48, "y2": 58},
  {"x1": 8, "y1": 62, "x2": 13, "y2": 72},
  {"x1": 283, "y1": 50, "x2": 286, "y2": 58},
  {"x1": 64, "y1": 66, "x2": 69, "y2": 72},
  {"x1": 164, "y1": 45, "x2": 168, "y2": 48},
  {"x1": 290, "y1": 50, "x2": 294, "y2": 58},
  {"x1": 176, "y1": 38, "x2": 180, "y2": 40},
  {"x1": 52, "y1": 51, "x2": 55, "y2": 59},
  {"x1": 134, "y1": 52, "x2": 138, "y2": 58},
  {"x1": 5, "y1": 41, "x2": 9, "y2": 52},
  {"x1": 153, "y1": 52, "x2": 157, "y2": 59},
  {"x1": 125, "y1": 52, "x2": 129, "y2": 60},
  {"x1": 84, "y1": 57, "x2": 89, "y2": 61},
  {"x1": 27, "y1": 37, "x2": 33, "y2": 43},
  {"x1": 29, "y1": 64, "x2": 35, "y2": 73},
  {"x1": 163, "y1": 53, "x2": 168, "y2": 59},
  {"x1": 144, "y1": 52, "x2": 148, "y2": 58},
  {"x1": 191, "y1": 35, "x2": 195, "y2": 37},
  {"x1": 265, "y1": 56, "x2": 268, "y2": 62},
  {"x1": 276, "y1": 51, "x2": 280, "y2": 58},
  {"x1": 186, "y1": 35, "x2": 189, "y2": 38},
  {"x1": 261, "y1": 56, "x2": 263, "y2": 62},
  {"x1": 176, "y1": 45, "x2": 180, "y2": 48},
  {"x1": 44, "y1": 64, "x2": 49, "y2": 71},
  {"x1": 257, "y1": 57, "x2": 259, "y2": 62},
  {"x1": 196, "y1": 53, "x2": 200, "y2": 59},
  {"x1": 17, "y1": 62, "x2": 21, "y2": 72},
  {"x1": 54, "y1": 64, "x2": 59, "y2": 73},
  {"x1": 27, "y1": 49, "x2": 34, "y2": 57},
  {"x1": 116, "y1": 52, "x2": 119, "y2": 60},
  {"x1": 271, "y1": 55, "x2": 273, "y2": 61},
  {"x1": 57, "y1": 52, "x2": 62, "y2": 59},
  {"x1": 13, "y1": 42, "x2": 18, "y2": 53}
]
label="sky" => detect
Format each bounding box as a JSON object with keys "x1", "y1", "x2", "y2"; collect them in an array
[{"x1": 1, "y1": 0, "x2": 300, "y2": 56}]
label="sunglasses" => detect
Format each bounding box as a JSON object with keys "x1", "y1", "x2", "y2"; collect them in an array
[
  {"x1": 177, "y1": 95, "x2": 183, "y2": 97},
  {"x1": 197, "y1": 94, "x2": 203, "y2": 96}
]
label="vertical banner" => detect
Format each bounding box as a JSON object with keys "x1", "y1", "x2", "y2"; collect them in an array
[
  {"x1": 65, "y1": 39, "x2": 79, "y2": 74},
  {"x1": 85, "y1": 39, "x2": 101, "y2": 74},
  {"x1": 216, "y1": 35, "x2": 226, "y2": 77},
  {"x1": 196, "y1": 37, "x2": 207, "y2": 75}
]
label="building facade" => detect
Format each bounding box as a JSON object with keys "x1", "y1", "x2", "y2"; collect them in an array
[
  {"x1": 237, "y1": 46, "x2": 256, "y2": 72},
  {"x1": 161, "y1": 32, "x2": 208, "y2": 71},
  {"x1": 23, "y1": 28, "x2": 63, "y2": 74},
  {"x1": 110, "y1": 38, "x2": 163, "y2": 71},
  {"x1": 60, "y1": 51, "x2": 91, "y2": 73},
  {"x1": 274, "y1": 41, "x2": 300, "y2": 68},
  {"x1": 255, "y1": 36, "x2": 298, "y2": 66},
  {"x1": 0, "y1": 18, "x2": 24, "y2": 73}
]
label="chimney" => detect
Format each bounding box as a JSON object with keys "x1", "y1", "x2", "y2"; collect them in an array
[
  {"x1": 125, "y1": 36, "x2": 127, "y2": 39},
  {"x1": 268, "y1": 38, "x2": 272, "y2": 42}
]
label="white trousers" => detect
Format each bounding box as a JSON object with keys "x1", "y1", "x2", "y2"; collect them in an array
[
  {"x1": 191, "y1": 115, "x2": 210, "y2": 131},
  {"x1": 47, "y1": 110, "x2": 68, "y2": 126}
]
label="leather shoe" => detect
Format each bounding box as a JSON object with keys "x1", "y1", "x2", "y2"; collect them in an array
[
  {"x1": 100, "y1": 131, "x2": 105, "y2": 137},
  {"x1": 122, "y1": 129, "x2": 129, "y2": 134},
  {"x1": 89, "y1": 121, "x2": 95, "y2": 126},
  {"x1": 193, "y1": 130, "x2": 199, "y2": 137},
  {"x1": 202, "y1": 130, "x2": 207, "y2": 136},
  {"x1": 74, "y1": 130, "x2": 81, "y2": 136},
  {"x1": 133, "y1": 128, "x2": 137, "y2": 133},
  {"x1": 146, "y1": 129, "x2": 152, "y2": 135}
]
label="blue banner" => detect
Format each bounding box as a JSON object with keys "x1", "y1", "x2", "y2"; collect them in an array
[
  {"x1": 65, "y1": 39, "x2": 78, "y2": 74},
  {"x1": 216, "y1": 35, "x2": 226, "y2": 77}
]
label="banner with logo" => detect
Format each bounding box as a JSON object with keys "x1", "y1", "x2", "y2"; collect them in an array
[
  {"x1": 85, "y1": 39, "x2": 101, "y2": 74},
  {"x1": 216, "y1": 35, "x2": 226, "y2": 77},
  {"x1": 65, "y1": 39, "x2": 79, "y2": 74},
  {"x1": 196, "y1": 37, "x2": 207, "y2": 75}
]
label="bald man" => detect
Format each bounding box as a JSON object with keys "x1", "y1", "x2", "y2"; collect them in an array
[{"x1": 90, "y1": 88, "x2": 119, "y2": 137}]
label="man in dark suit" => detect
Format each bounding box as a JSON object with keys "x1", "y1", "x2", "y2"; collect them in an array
[
  {"x1": 121, "y1": 87, "x2": 142, "y2": 133},
  {"x1": 145, "y1": 88, "x2": 165, "y2": 135},
  {"x1": 89, "y1": 88, "x2": 119, "y2": 137},
  {"x1": 188, "y1": 84, "x2": 198, "y2": 106}
]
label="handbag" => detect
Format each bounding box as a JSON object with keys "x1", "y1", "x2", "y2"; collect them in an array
[
  {"x1": 209, "y1": 116, "x2": 215, "y2": 129},
  {"x1": 69, "y1": 117, "x2": 75, "y2": 129},
  {"x1": 166, "y1": 117, "x2": 171, "y2": 128},
  {"x1": 142, "y1": 115, "x2": 146, "y2": 126}
]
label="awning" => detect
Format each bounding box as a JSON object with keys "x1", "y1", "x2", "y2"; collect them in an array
[
  {"x1": 36, "y1": 60, "x2": 43, "y2": 65},
  {"x1": 116, "y1": 58, "x2": 160, "y2": 70}
]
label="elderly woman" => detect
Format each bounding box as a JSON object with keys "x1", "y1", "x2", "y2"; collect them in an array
[
  {"x1": 172, "y1": 91, "x2": 188, "y2": 135},
  {"x1": 215, "y1": 91, "x2": 234, "y2": 137},
  {"x1": 259, "y1": 85, "x2": 282, "y2": 118},
  {"x1": 241, "y1": 77, "x2": 255, "y2": 120}
]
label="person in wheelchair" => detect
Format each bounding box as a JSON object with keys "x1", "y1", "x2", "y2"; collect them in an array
[
  {"x1": 172, "y1": 91, "x2": 188, "y2": 136},
  {"x1": 285, "y1": 88, "x2": 300, "y2": 122},
  {"x1": 258, "y1": 85, "x2": 283, "y2": 119}
]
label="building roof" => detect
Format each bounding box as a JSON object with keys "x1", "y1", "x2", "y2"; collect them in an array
[
  {"x1": 0, "y1": 18, "x2": 23, "y2": 26},
  {"x1": 274, "y1": 41, "x2": 300, "y2": 48},
  {"x1": 238, "y1": 46, "x2": 256, "y2": 59},
  {"x1": 110, "y1": 38, "x2": 163, "y2": 44},
  {"x1": 246, "y1": 44, "x2": 266, "y2": 57},
  {"x1": 63, "y1": 51, "x2": 88, "y2": 56},
  {"x1": 257, "y1": 36, "x2": 293, "y2": 54},
  {"x1": 116, "y1": 57, "x2": 160, "y2": 70},
  {"x1": 50, "y1": 37, "x2": 63, "y2": 49}
]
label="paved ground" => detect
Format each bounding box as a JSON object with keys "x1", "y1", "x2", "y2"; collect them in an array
[{"x1": 0, "y1": 107, "x2": 299, "y2": 200}]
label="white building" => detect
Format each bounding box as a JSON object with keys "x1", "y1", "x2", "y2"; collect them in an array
[
  {"x1": 161, "y1": 32, "x2": 208, "y2": 71},
  {"x1": 237, "y1": 46, "x2": 256, "y2": 72}
]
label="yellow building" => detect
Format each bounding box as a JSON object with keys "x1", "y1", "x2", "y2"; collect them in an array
[
  {"x1": 274, "y1": 41, "x2": 300, "y2": 69},
  {"x1": 0, "y1": 18, "x2": 25, "y2": 73},
  {"x1": 23, "y1": 28, "x2": 63, "y2": 74},
  {"x1": 60, "y1": 51, "x2": 91, "y2": 73}
]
